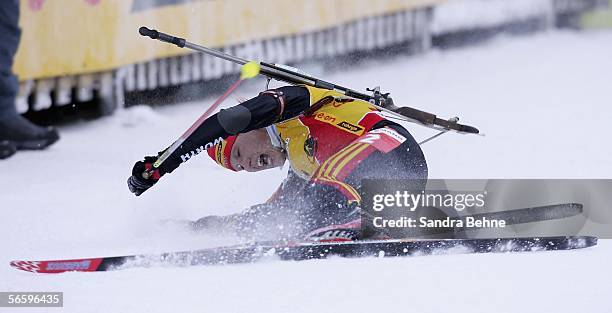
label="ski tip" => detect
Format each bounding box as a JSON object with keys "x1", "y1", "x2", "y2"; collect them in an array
[
  {"x1": 559, "y1": 202, "x2": 584, "y2": 215},
  {"x1": 584, "y1": 235, "x2": 598, "y2": 247},
  {"x1": 10, "y1": 260, "x2": 43, "y2": 273},
  {"x1": 564, "y1": 235, "x2": 598, "y2": 250},
  {"x1": 10, "y1": 258, "x2": 105, "y2": 274},
  {"x1": 569, "y1": 202, "x2": 584, "y2": 211}
]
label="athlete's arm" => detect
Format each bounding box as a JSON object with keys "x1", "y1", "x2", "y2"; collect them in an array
[
  {"x1": 127, "y1": 86, "x2": 310, "y2": 196},
  {"x1": 191, "y1": 170, "x2": 310, "y2": 239}
]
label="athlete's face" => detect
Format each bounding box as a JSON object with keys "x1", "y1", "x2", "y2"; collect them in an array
[{"x1": 230, "y1": 129, "x2": 286, "y2": 172}]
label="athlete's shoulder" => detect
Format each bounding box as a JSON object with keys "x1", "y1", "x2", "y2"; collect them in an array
[{"x1": 302, "y1": 85, "x2": 345, "y2": 105}]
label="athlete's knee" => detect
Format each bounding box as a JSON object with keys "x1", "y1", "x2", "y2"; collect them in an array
[{"x1": 302, "y1": 182, "x2": 360, "y2": 225}]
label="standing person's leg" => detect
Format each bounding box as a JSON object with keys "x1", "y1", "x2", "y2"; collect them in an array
[
  {"x1": 0, "y1": 0, "x2": 20, "y2": 121},
  {"x1": 0, "y1": 0, "x2": 19, "y2": 159},
  {"x1": 0, "y1": 0, "x2": 59, "y2": 156}
]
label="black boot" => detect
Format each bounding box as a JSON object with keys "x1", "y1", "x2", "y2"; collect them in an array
[
  {"x1": 0, "y1": 140, "x2": 16, "y2": 159},
  {"x1": 0, "y1": 115, "x2": 60, "y2": 150}
]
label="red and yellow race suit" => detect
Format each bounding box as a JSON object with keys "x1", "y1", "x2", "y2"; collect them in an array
[
  {"x1": 160, "y1": 85, "x2": 427, "y2": 240},
  {"x1": 271, "y1": 86, "x2": 404, "y2": 202}
]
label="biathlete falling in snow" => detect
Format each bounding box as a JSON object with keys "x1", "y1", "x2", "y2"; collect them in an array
[{"x1": 127, "y1": 84, "x2": 428, "y2": 242}]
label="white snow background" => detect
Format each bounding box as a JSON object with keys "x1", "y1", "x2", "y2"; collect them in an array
[{"x1": 1, "y1": 30, "x2": 611, "y2": 312}]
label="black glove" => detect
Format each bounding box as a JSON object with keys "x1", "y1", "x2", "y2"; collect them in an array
[{"x1": 127, "y1": 156, "x2": 164, "y2": 196}]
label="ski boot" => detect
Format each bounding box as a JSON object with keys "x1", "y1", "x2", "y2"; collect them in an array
[
  {"x1": 0, "y1": 115, "x2": 59, "y2": 150},
  {"x1": 0, "y1": 140, "x2": 16, "y2": 159}
]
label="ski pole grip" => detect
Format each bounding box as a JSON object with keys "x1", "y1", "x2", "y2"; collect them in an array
[{"x1": 139, "y1": 26, "x2": 186, "y2": 48}]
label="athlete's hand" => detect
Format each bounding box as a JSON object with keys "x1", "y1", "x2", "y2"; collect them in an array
[{"x1": 127, "y1": 156, "x2": 163, "y2": 196}]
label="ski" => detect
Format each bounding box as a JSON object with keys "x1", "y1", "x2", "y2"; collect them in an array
[
  {"x1": 10, "y1": 236, "x2": 596, "y2": 274},
  {"x1": 400, "y1": 202, "x2": 584, "y2": 236},
  {"x1": 455, "y1": 203, "x2": 583, "y2": 226}
]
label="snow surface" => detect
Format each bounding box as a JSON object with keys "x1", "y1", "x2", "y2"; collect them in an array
[{"x1": 2, "y1": 30, "x2": 612, "y2": 312}]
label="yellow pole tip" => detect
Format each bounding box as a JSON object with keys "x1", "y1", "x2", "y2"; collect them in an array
[{"x1": 240, "y1": 61, "x2": 261, "y2": 79}]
